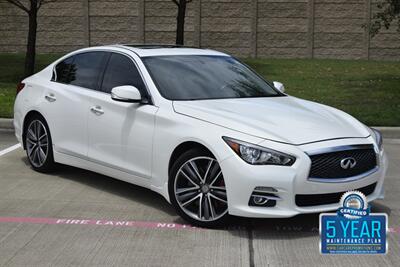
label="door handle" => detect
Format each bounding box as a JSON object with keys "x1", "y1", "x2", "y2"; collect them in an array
[
  {"x1": 90, "y1": 106, "x2": 104, "y2": 115},
  {"x1": 45, "y1": 93, "x2": 56, "y2": 102}
]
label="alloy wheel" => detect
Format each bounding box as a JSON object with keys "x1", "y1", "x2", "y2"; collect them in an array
[
  {"x1": 26, "y1": 120, "x2": 49, "y2": 168},
  {"x1": 174, "y1": 156, "x2": 228, "y2": 222}
]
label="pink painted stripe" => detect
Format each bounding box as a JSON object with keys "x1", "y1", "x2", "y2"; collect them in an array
[
  {"x1": 0, "y1": 217, "x2": 196, "y2": 230},
  {"x1": 0, "y1": 216, "x2": 399, "y2": 233}
]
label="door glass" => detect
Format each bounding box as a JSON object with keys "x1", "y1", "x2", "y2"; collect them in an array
[
  {"x1": 69, "y1": 52, "x2": 108, "y2": 90},
  {"x1": 101, "y1": 53, "x2": 146, "y2": 95}
]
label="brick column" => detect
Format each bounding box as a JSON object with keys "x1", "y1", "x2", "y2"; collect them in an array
[
  {"x1": 194, "y1": 0, "x2": 201, "y2": 47},
  {"x1": 365, "y1": 0, "x2": 371, "y2": 59},
  {"x1": 138, "y1": 0, "x2": 145, "y2": 43},
  {"x1": 251, "y1": 0, "x2": 258, "y2": 58},
  {"x1": 82, "y1": 0, "x2": 90, "y2": 46},
  {"x1": 307, "y1": 0, "x2": 315, "y2": 58}
]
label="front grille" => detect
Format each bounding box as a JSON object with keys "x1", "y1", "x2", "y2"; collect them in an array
[
  {"x1": 308, "y1": 145, "x2": 377, "y2": 179},
  {"x1": 295, "y1": 183, "x2": 376, "y2": 207}
]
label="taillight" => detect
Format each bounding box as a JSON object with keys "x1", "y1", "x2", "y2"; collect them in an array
[{"x1": 16, "y1": 82, "x2": 25, "y2": 95}]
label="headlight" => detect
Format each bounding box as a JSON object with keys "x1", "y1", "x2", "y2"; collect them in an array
[
  {"x1": 370, "y1": 127, "x2": 383, "y2": 150},
  {"x1": 222, "y1": 137, "x2": 296, "y2": 166}
]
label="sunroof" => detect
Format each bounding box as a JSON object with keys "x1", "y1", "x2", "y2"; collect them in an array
[{"x1": 123, "y1": 44, "x2": 194, "y2": 49}]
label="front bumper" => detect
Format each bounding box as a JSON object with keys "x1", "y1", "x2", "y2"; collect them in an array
[{"x1": 219, "y1": 137, "x2": 387, "y2": 218}]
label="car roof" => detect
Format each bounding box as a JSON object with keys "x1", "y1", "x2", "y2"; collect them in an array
[{"x1": 85, "y1": 44, "x2": 230, "y2": 57}]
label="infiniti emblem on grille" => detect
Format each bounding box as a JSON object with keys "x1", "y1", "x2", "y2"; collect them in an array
[{"x1": 340, "y1": 157, "x2": 357, "y2": 169}]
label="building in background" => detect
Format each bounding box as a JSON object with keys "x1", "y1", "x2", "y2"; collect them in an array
[{"x1": 0, "y1": 0, "x2": 399, "y2": 60}]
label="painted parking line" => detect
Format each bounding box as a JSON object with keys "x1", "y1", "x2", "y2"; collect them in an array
[
  {"x1": 0, "y1": 143, "x2": 21, "y2": 157},
  {"x1": 0, "y1": 216, "x2": 197, "y2": 230}
]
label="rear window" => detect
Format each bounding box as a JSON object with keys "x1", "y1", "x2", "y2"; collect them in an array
[
  {"x1": 54, "y1": 52, "x2": 108, "y2": 90},
  {"x1": 69, "y1": 52, "x2": 108, "y2": 90}
]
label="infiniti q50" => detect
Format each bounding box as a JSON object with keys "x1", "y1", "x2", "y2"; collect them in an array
[{"x1": 14, "y1": 45, "x2": 387, "y2": 227}]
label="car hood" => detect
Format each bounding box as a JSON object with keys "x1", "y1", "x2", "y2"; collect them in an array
[{"x1": 172, "y1": 96, "x2": 370, "y2": 145}]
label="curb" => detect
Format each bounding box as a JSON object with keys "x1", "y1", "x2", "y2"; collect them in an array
[
  {"x1": 0, "y1": 118, "x2": 399, "y2": 138},
  {"x1": 0, "y1": 118, "x2": 13, "y2": 130},
  {"x1": 373, "y1": 127, "x2": 400, "y2": 139}
]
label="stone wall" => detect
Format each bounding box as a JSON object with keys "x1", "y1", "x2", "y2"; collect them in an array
[{"x1": 0, "y1": 0, "x2": 399, "y2": 60}]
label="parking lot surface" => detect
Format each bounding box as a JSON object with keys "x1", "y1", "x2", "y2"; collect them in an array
[{"x1": 0, "y1": 131, "x2": 399, "y2": 266}]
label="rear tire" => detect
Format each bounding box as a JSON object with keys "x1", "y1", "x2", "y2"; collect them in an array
[
  {"x1": 169, "y1": 148, "x2": 229, "y2": 228},
  {"x1": 24, "y1": 115, "x2": 56, "y2": 173}
]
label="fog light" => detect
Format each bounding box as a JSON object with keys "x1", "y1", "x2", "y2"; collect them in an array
[
  {"x1": 248, "y1": 188, "x2": 280, "y2": 207},
  {"x1": 253, "y1": 196, "x2": 269, "y2": 205},
  {"x1": 249, "y1": 195, "x2": 278, "y2": 207}
]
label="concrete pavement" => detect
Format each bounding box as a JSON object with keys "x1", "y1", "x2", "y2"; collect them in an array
[{"x1": 0, "y1": 131, "x2": 399, "y2": 266}]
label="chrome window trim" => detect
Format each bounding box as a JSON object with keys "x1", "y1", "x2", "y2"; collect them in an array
[
  {"x1": 305, "y1": 144, "x2": 380, "y2": 183},
  {"x1": 51, "y1": 49, "x2": 155, "y2": 105}
]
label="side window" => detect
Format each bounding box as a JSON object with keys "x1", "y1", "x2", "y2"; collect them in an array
[
  {"x1": 101, "y1": 53, "x2": 146, "y2": 95},
  {"x1": 69, "y1": 52, "x2": 108, "y2": 90},
  {"x1": 54, "y1": 56, "x2": 74, "y2": 84}
]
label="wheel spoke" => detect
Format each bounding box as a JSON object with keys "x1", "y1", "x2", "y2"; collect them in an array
[
  {"x1": 176, "y1": 187, "x2": 198, "y2": 195},
  {"x1": 39, "y1": 133, "x2": 47, "y2": 141},
  {"x1": 207, "y1": 195, "x2": 216, "y2": 219},
  {"x1": 211, "y1": 190, "x2": 227, "y2": 200},
  {"x1": 209, "y1": 192, "x2": 227, "y2": 204},
  {"x1": 36, "y1": 121, "x2": 41, "y2": 138},
  {"x1": 26, "y1": 138, "x2": 36, "y2": 146},
  {"x1": 203, "y1": 195, "x2": 213, "y2": 220},
  {"x1": 210, "y1": 185, "x2": 226, "y2": 191},
  {"x1": 203, "y1": 160, "x2": 213, "y2": 183},
  {"x1": 209, "y1": 170, "x2": 222, "y2": 186},
  {"x1": 38, "y1": 147, "x2": 46, "y2": 164},
  {"x1": 33, "y1": 148, "x2": 39, "y2": 165},
  {"x1": 182, "y1": 164, "x2": 201, "y2": 185},
  {"x1": 182, "y1": 193, "x2": 201, "y2": 207},
  {"x1": 28, "y1": 128, "x2": 37, "y2": 142},
  {"x1": 28, "y1": 145, "x2": 36, "y2": 157},
  {"x1": 179, "y1": 170, "x2": 199, "y2": 187},
  {"x1": 39, "y1": 143, "x2": 48, "y2": 148},
  {"x1": 198, "y1": 194, "x2": 203, "y2": 219},
  {"x1": 178, "y1": 190, "x2": 199, "y2": 203},
  {"x1": 37, "y1": 150, "x2": 43, "y2": 165},
  {"x1": 189, "y1": 161, "x2": 204, "y2": 183}
]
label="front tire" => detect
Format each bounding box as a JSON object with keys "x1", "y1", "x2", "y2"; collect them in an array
[
  {"x1": 169, "y1": 148, "x2": 229, "y2": 228},
  {"x1": 25, "y1": 115, "x2": 56, "y2": 172}
]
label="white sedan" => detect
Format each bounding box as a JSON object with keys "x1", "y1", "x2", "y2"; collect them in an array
[{"x1": 13, "y1": 45, "x2": 387, "y2": 227}]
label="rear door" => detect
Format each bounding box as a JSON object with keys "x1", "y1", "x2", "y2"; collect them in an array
[
  {"x1": 44, "y1": 51, "x2": 108, "y2": 158},
  {"x1": 87, "y1": 52, "x2": 158, "y2": 179}
]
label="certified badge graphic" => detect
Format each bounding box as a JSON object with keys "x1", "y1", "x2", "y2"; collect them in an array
[
  {"x1": 320, "y1": 190, "x2": 388, "y2": 254},
  {"x1": 338, "y1": 191, "x2": 369, "y2": 219}
]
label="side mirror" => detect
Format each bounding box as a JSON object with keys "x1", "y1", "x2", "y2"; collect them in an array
[
  {"x1": 273, "y1": 81, "x2": 285, "y2": 93},
  {"x1": 111, "y1": 85, "x2": 142, "y2": 103}
]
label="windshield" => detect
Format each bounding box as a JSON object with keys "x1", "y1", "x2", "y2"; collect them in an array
[{"x1": 142, "y1": 55, "x2": 283, "y2": 100}]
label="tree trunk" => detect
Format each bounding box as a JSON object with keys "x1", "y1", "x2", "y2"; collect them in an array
[
  {"x1": 176, "y1": 1, "x2": 186, "y2": 45},
  {"x1": 24, "y1": 8, "x2": 38, "y2": 77}
]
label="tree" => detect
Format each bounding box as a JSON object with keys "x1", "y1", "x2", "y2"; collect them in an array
[
  {"x1": 369, "y1": 0, "x2": 400, "y2": 37},
  {"x1": 3, "y1": 0, "x2": 56, "y2": 77},
  {"x1": 172, "y1": 0, "x2": 192, "y2": 45}
]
